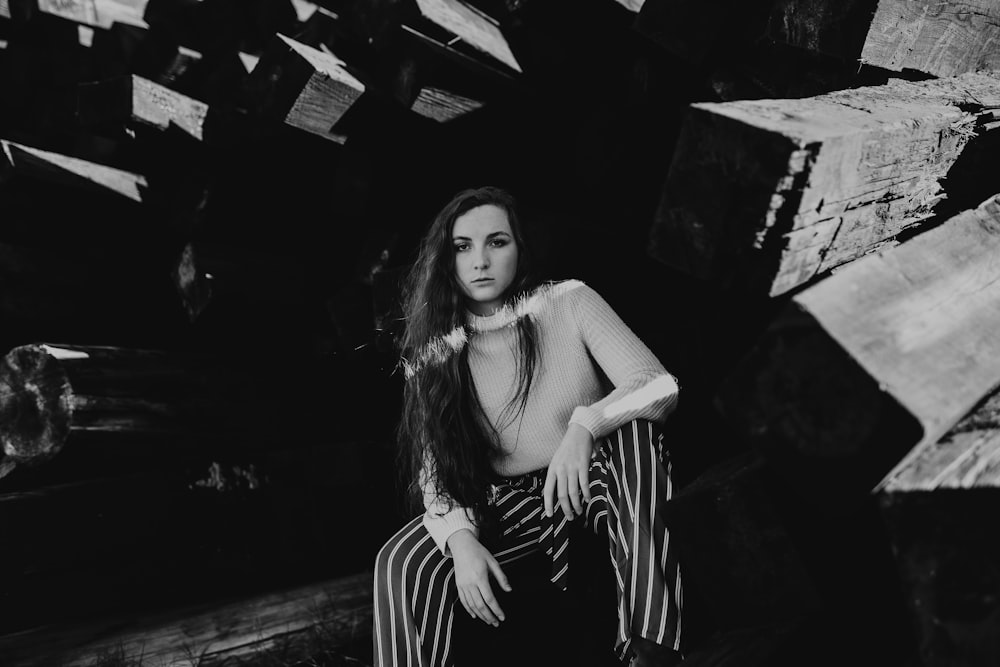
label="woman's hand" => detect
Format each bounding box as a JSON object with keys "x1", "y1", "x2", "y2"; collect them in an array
[
  {"x1": 543, "y1": 423, "x2": 596, "y2": 519},
  {"x1": 447, "y1": 528, "x2": 511, "y2": 627}
]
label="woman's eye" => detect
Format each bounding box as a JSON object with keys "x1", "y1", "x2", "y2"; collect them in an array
[
  {"x1": 454, "y1": 244, "x2": 468, "y2": 252},
  {"x1": 491, "y1": 239, "x2": 507, "y2": 247}
]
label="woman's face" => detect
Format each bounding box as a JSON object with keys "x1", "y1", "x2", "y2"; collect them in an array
[{"x1": 452, "y1": 204, "x2": 519, "y2": 316}]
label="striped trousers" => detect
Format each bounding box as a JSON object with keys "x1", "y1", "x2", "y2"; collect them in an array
[{"x1": 373, "y1": 418, "x2": 682, "y2": 666}]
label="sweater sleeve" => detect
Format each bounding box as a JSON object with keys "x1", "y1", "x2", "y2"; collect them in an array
[
  {"x1": 567, "y1": 283, "x2": 679, "y2": 440},
  {"x1": 420, "y1": 456, "x2": 479, "y2": 556}
]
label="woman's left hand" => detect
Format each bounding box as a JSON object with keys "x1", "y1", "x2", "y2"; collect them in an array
[{"x1": 543, "y1": 423, "x2": 596, "y2": 519}]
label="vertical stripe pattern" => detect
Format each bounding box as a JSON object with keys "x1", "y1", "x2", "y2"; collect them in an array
[{"x1": 373, "y1": 419, "x2": 682, "y2": 666}]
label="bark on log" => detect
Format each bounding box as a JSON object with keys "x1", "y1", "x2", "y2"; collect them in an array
[
  {"x1": 0, "y1": 570, "x2": 374, "y2": 667},
  {"x1": 715, "y1": 194, "x2": 1000, "y2": 512},
  {"x1": 648, "y1": 71, "x2": 1000, "y2": 296},
  {"x1": 245, "y1": 32, "x2": 366, "y2": 143},
  {"x1": 769, "y1": 0, "x2": 1000, "y2": 79},
  {"x1": 878, "y1": 386, "x2": 1000, "y2": 667},
  {"x1": 77, "y1": 74, "x2": 209, "y2": 140}
]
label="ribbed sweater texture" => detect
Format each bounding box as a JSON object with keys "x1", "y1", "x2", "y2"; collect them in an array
[{"x1": 421, "y1": 279, "x2": 679, "y2": 554}]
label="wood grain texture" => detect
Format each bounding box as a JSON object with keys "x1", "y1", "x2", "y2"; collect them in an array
[
  {"x1": 0, "y1": 570, "x2": 374, "y2": 667},
  {"x1": 1, "y1": 140, "x2": 147, "y2": 202},
  {"x1": 862, "y1": 0, "x2": 1000, "y2": 77},
  {"x1": 797, "y1": 194, "x2": 1000, "y2": 476},
  {"x1": 883, "y1": 386, "x2": 1000, "y2": 493},
  {"x1": 37, "y1": 0, "x2": 148, "y2": 29},
  {"x1": 276, "y1": 33, "x2": 365, "y2": 141},
  {"x1": 132, "y1": 76, "x2": 207, "y2": 139},
  {"x1": 715, "y1": 195, "x2": 1000, "y2": 510},
  {"x1": 411, "y1": 85, "x2": 484, "y2": 121},
  {"x1": 649, "y1": 71, "x2": 1000, "y2": 296},
  {"x1": 415, "y1": 0, "x2": 522, "y2": 72},
  {"x1": 878, "y1": 387, "x2": 1000, "y2": 666}
]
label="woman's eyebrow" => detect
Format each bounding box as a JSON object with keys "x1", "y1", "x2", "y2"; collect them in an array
[{"x1": 452, "y1": 231, "x2": 511, "y2": 240}]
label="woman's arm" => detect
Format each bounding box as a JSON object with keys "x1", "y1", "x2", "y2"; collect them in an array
[
  {"x1": 420, "y1": 457, "x2": 479, "y2": 556},
  {"x1": 544, "y1": 282, "x2": 679, "y2": 519},
  {"x1": 422, "y1": 458, "x2": 511, "y2": 626},
  {"x1": 567, "y1": 283, "x2": 679, "y2": 440}
]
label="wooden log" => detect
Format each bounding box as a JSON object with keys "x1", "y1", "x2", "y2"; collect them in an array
[
  {"x1": 245, "y1": 32, "x2": 366, "y2": 143},
  {"x1": 37, "y1": 0, "x2": 149, "y2": 29},
  {"x1": 77, "y1": 74, "x2": 209, "y2": 141},
  {"x1": 1, "y1": 139, "x2": 146, "y2": 202},
  {"x1": 715, "y1": 194, "x2": 1000, "y2": 512},
  {"x1": 414, "y1": 0, "x2": 521, "y2": 72},
  {"x1": 648, "y1": 70, "x2": 1000, "y2": 297},
  {"x1": 0, "y1": 570, "x2": 374, "y2": 667},
  {"x1": 411, "y1": 84, "x2": 484, "y2": 121},
  {"x1": 769, "y1": 0, "x2": 1000, "y2": 79},
  {"x1": 878, "y1": 388, "x2": 1000, "y2": 667},
  {"x1": 0, "y1": 343, "x2": 282, "y2": 474}
]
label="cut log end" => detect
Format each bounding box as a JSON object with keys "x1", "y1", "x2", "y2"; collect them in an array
[{"x1": 0, "y1": 344, "x2": 74, "y2": 464}]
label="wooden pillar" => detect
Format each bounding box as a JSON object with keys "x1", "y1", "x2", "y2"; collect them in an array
[
  {"x1": 648, "y1": 71, "x2": 1000, "y2": 296},
  {"x1": 879, "y1": 385, "x2": 1000, "y2": 666},
  {"x1": 770, "y1": 0, "x2": 1000, "y2": 78},
  {"x1": 715, "y1": 194, "x2": 1000, "y2": 512}
]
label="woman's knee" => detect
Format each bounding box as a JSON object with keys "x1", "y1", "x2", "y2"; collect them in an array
[
  {"x1": 602, "y1": 419, "x2": 665, "y2": 461},
  {"x1": 375, "y1": 519, "x2": 431, "y2": 589}
]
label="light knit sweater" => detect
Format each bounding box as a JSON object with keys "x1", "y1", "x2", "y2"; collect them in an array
[{"x1": 421, "y1": 279, "x2": 679, "y2": 554}]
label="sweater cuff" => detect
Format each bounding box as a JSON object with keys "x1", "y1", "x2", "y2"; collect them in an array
[
  {"x1": 569, "y1": 405, "x2": 605, "y2": 441},
  {"x1": 423, "y1": 506, "x2": 479, "y2": 556}
]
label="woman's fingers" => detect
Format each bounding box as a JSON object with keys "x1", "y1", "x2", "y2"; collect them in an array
[
  {"x1": 579, "y1": 467, "x2": 592, "y2": 505},
  {"x1": 488, "y1": 556, "x2": 512, "y2": 593},
  {"x1": 458, "y1": 589, "x2": 475, "y2": 619},
  {"x1": 468, "y1": 586, "x2": 500, "y2": 626},
  {"x1": 565, "y1": 470, "x2": 583, "y2": 516},
  {"x1": 556, "y1": 472, "x2": 574, "y2": 519},
  {"x1": 543, "y1": 468, "x2": 556, "y2": 517}
]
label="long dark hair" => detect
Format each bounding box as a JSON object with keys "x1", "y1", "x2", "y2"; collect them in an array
[{"x1": 396, "y1": 186, "x2": 541, "y2": 529}]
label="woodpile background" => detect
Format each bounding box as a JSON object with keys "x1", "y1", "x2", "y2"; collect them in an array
[{"x1": 0, "y1": 0, "x2": 997, "y2": 665}]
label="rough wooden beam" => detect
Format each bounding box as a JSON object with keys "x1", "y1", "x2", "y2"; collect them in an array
[
  {"x1": 247, "y1": 33, "x2": 366, "y2": 143},
  {"x1": 37, "y1": 0, "x2": 149, "y2": 29},
  {"x1": 0, "y1": 569, "x2": 374, "y2": 667},
  {"x1": 1, "y1": 139, "x2": 147, "y2": 202},
  {"x1": 648, "y1": 70, "x2": 1000, "y2": 297},
  {"x1": 770, "y1": 0, "x2": 1000, "y2": 79},
  {"x1": 614, "y1": 0, "x2": 644, "y2": 11},
  {"x1": 77, "y1": 74, "x2": 209, "y2": 141},
  {"x1": 715, "y1": 194, "x2": 1000, "y2": 510},
  {"x1": 878, "y1": 386, "x2": 1000, "y2": 666},
  {"x1": 411, "y1": 85, "x2": 484, "y2": 121},
  {"x1": 415, "y1": 0, "x2": 522, "y2": 72}
]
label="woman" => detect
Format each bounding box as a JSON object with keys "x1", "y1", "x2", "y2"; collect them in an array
[{"x1": 374, "y1": 186, "x2": 683, "y2": 666}]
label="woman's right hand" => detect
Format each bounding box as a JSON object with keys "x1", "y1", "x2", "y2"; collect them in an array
[{"x1": 447, "y1": 528, "x2": 512, "y2": 627}]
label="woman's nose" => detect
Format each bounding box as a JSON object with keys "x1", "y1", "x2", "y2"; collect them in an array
[{"x1": 474, "y1": 251, "x2": 489, "y2": 269}]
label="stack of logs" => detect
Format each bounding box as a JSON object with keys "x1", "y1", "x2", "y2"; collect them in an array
[{"x1": 0, "y1": 0, "x2": 997, "y2": 665}]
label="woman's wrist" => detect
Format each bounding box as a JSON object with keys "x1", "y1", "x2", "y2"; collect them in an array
[{"x1": 447, "y1": 528, "x2": 477, "y2": 555}]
